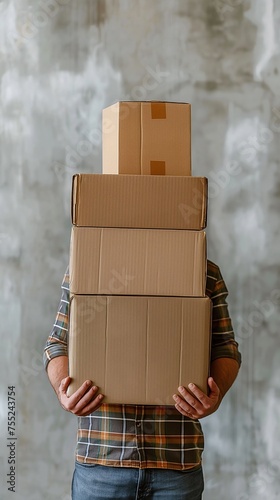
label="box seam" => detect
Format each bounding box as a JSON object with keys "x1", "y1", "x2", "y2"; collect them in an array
[
  {"x1": 104, "y1": 297, "x2": 108, "y2": 397},
  {"x1": 179, "y1": 298, "x2": 183, "y2": 390},
  {"x1": 145, "y1": 297, "x2": 149, "y2": 404},
  {"x1": 98, "y1": 228, "x2": 103, "y2": 293}
]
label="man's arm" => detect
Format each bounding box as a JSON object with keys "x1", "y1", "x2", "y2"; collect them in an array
[
  {"x1": 210, "y1": 357, "x2": 239, "y2": 401},
  {"x1": 47, "y1": 355, "x2": 69, "y2": 395},
  {"x1": 173, "y1": 261, "x2": 241, "y2": 419},
  {"x1": 44, "y1": 270, "x2": 104, "y2": 416},
  {"x1": 47, "y1": 355, "x2": 104, "y2": 416}
]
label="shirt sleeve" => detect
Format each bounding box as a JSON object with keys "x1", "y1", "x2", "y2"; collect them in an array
[
  {"x1": 210, "y1": 267, "x2": 242, "y2": 366},
  {"x1": 43, "y1": 268, "x2": 70, "y2": 371}
]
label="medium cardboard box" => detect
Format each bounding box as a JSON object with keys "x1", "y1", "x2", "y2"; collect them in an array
[
  {"x1": 67, "y1": 295, "x2": 212, "y2": 404},
  {"x1": 72, "y1": 174, "x2": 207, "y2": 230},
  {"x1": 69, "y1": 227, "x2": 206, "y2": 296},
  {"x1": 102, "y1": 101, "x2": 191, "y2": 175}
]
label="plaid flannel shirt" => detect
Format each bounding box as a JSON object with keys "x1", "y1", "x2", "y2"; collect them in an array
[{"x1": 43, "y1": 260, "x2": 241, "y2": 471}]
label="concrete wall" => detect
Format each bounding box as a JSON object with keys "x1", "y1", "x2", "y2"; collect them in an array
[{"x1": 1, "y1": 1, "x2": 280, "y2": 498}]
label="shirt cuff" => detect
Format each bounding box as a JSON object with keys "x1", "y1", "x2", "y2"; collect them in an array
[
  {"x1": 43, "y1": 344, "x2": 68, "y2": 371},
  {"x1": 211, "y1": 344, "x2": 242, "y2": 367}
]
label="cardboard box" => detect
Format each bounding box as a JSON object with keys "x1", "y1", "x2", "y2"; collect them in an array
[
  {"x1": 69, "y1": 227, "x2": 206, "y2": 296},
  {"x1": 67, "y1": 295, "x2": 212, "y2": 404},
  {"x1": 102, "y1": 101, "x2": 191, "y2": 175},
  {"x1": 72, "y1": 174, "x2": 207, "y2": 230}
]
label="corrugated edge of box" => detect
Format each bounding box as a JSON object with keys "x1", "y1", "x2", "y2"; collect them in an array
[{"x1": 71, "y1": 174, "x2": 208, "y2": 230}]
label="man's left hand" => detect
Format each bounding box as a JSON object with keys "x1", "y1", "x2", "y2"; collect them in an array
[{"x1": 173, "y1": 377, "x2": 221, "y2": 419}]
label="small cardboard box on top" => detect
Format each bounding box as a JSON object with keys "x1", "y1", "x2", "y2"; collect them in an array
[
  {"x1": 102, "y1": 101, "x2": 191, "y2": 176},
  {"x1": 72, "y1": 174, "x2": 207, "y2": 230},
  {"x1": 68, "y1": 295, "x2": 212, "y2": 404}
]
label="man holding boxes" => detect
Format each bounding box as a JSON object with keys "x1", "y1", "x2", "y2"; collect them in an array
[{"x1": 44, "y1": 102, "x2": 241, "y2": 499}]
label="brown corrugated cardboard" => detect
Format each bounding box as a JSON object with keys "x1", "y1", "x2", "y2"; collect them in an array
[
  {"x1": 67, "y1": 295, "x2": 212, "y2": 404},
  {"x1": 72, "y1": 174, "x2": 207, "y2": 230},
  {"x1": 102, "y1": 101, "x2": 191, "y2": 175},
  {"x1": 69, "y1": 227, "x2": 206, "y2": 296}
]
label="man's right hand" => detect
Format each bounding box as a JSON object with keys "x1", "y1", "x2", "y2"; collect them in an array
[{"x1": 58, "y1": 377, "x2": 104, "y2": 416}]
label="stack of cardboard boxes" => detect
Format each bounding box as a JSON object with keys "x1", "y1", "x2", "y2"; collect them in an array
[{"x1": 68, "y1": 101, "x2": 211, "y2": 405}]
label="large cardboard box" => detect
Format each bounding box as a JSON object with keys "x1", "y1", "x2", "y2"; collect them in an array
[
  {"x1": 67, "y1": 295, "x2": 212, "y2": 404},
  {"x1": 102, "y1": 101, "x2": 191, "y2": 175},
  {"x1": 72, "y1": 174, "x2": 207, "y2": 230},
  {"x1": 69, "y1": 227, "x2": 206, "y2": 296}
]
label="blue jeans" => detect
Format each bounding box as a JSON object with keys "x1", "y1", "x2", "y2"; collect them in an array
[{"x1": 71, "y1": 461, "x2": 204, "y2": 499}]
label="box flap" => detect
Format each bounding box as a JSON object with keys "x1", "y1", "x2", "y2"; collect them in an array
[{"x1": 71, "y1": 174, "x2": 79, "y2": 225}]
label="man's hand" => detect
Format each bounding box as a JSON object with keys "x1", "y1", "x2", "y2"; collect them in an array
[
  {"x1": 58, "y1": 377, "x2": 104, "y2": 416},
  {"x1": 46, "y1": 357, "x2": 104, "y2": 416},
  {"x1": 173, "y1": 358, "x2": 240, "y2": 419},
  {"x1": 173, "y1": 377, "x2": 221, "y2": 420}
]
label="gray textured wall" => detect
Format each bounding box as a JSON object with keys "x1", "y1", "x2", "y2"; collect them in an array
[{"x1": 1, "y1": 1, "x2": 280, "y2": 499}]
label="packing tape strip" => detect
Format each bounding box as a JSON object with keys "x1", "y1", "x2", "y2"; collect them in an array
[
  {"x1": 151, "y1": 102, "x2": 166, "y2": 119},
  {"x1": 150, "y1": 161, "x2": 166, "y2": 175}
]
